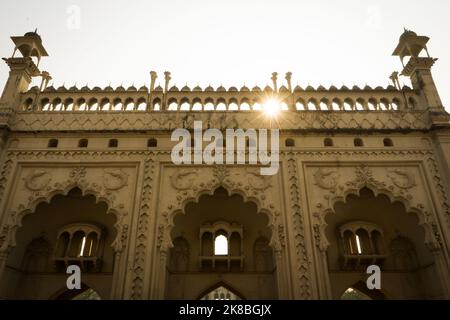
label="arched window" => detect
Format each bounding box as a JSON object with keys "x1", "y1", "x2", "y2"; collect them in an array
[
  {"x1": 200, "y1": 221, "x2": 243, "y2": 271},
  {"x1": 23, "y1": 98, "x2": 33, "y2": 111},
  {"x1": 285, "y1": 138, "x2": 295, "y2": 147},
  {"x1": 147, "y1": 138, "x2": 157, "y2": 148},
  {"x1": 78, "y1": 139, "x2": 88, "y2": 148},
  {"x1": 339, "y1": 221, "x2": 386, "y2": 269},
  {"x1": 48, "y1": 139, "x2": 59, "y2": 148},
  {"x1": 108, "y1": 139, "x2": 118, "y2": 148},
  {"x1": 324, "y1": 138, "x2": 334, "y2": 147},
  {"x1": 214, "y1": 235, "x2": 228, "y2": 256},
  {"x1": 354, "y1": 138, "x2": 364, "y2": 147},
  {"x1": 383, "y1": 138, "x2": 393, "y2": 147},
  {"x1": 295, "y1": 101, "x2": 305, "y2": 111},
  {"x1": 54, "y1": 223, "x2": 102, "y2": 272},
  {"x1": 200, "y1": 286, "x2": 242, "y2": 300}
]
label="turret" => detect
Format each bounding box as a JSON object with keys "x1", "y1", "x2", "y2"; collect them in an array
[
  {"x1": 0, "y1": 30, "x2": 49, "y2": 110},
  {"x1": 392, "y1": 29, "x2": 444, "y2": 111}
]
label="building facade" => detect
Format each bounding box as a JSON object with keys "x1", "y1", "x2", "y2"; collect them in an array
[{"x1": 0, "y1": 30, "x2": 449, "y2": 300}]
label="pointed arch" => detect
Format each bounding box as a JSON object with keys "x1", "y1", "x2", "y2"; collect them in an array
[
  {"x1": 163, "y1": 183, "x2": 278, "y2": 253},
  {"x1": 196, "y1": 281, "x2": 246, "y2": 300},
  {"x1": 2, "y1": 181, "x2": 125, "y2": 253},
  {"x1": 340, "y1": 281, "x2": 386, "y2": 300},
  {"x1": 314, "y1": 176, "x2": 438, "y2": 252},
  {"x1": 49, "y1": 282, "x2": 102, "y2": 300}
]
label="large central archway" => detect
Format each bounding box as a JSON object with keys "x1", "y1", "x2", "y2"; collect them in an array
[{"x1": 165, "y1": 187, "x2": 278, "y2": 299}]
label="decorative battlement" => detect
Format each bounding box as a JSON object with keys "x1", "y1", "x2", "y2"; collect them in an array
[
  {"x1": 1, "y1": 29, "x2": 448, "y2": 133},
  {"x1": 19, "y1": 82, "x2": 417, "y2": 112}
]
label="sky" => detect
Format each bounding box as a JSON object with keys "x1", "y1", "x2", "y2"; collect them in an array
[{"x1": 0, "y1": 0, "x2": 449, "y2": 109}]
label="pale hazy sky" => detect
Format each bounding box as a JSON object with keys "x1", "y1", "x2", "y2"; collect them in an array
[{"x1": 0, "y1": 0, "x2": 449, "y2": 109}]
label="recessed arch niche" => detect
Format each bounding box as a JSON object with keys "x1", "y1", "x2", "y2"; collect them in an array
[
  {"x1": 0, "y1": 187, "x2": 117, "y2": 300},
  {"x1": 325, "y1": 187, "x2": 443, "y2": 299},
  {"x1": 166, "y1": 187, "x2": 277, "y2": 300}
]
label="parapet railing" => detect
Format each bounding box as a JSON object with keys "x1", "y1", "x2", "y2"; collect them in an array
[{"x1": 18, "y1": 84, "x2": 421, "y2": 113}]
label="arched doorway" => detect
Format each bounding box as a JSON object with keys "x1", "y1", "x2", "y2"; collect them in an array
[
  {"x1": 51, "y1": 282, "x2": 101, "y2": 300},
  {"x1": 166, "y1": 187, "x2": 277, "y2": 299},
  {"x1": 340, "y1": 281, "x2": 386, "y2": 300},
  {"x1": 0, "y1": 187, "x2": 117, "y2": 299},
  {"x1": 325, "y1": 187, "x2": 443, "y2": 299},
  {"x1": 199, "y1": 282, "x2": 245, "y2": 300}
]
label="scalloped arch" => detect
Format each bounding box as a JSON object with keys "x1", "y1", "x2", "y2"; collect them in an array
[
  {"x1": 316, "y1": 184, "x2": 436, "y2": 251},
  {"x1": 4, "y1": 183, "x2": 123, "y2": 251},
  {"x1": 162, "y1": 182, "x2": 278, "y2": 251}
]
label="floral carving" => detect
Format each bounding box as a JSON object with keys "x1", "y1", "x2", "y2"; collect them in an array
[
  {"x1": 69, "y1": 167, "x2": 87, "y2": 182},
  {"x1": 213, "y1": 165, "x2": 229, "y2": 183},
  {"x1": 346, "y1": 164, "x2": 386, "y2": 190}
]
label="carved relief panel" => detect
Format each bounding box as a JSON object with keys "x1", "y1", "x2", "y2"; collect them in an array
[
  {"x1": 156, "y1": 164, "x2": 283, "y2": 253},
  {"x1": 304, "y1": 163, "x2": 442, "y2": 252},
  {"x1": 0, "y1": 163, "x2": 138, "y2": 253}
]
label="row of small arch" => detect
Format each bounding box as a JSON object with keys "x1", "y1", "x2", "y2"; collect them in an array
[
  {"x1": 21, "y1": 96, "x2": 416, "y2": 112},
  {"x1": 45, "y1": 137, "x2": 394, "y2": 149}
]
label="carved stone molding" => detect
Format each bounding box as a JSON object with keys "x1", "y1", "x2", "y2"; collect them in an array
[
  {"x1": 425, "y1": 156, "x2": 450, "y2": 233},
  {"x1": 131, "y1": 156, "x2": 155, "y2": 299},
  {"x1": 11, "y1": 110, "x2": 431, "y2": 132},
  {"x1": 4, "y1": 148, "x2": 433, "y2": 163}
]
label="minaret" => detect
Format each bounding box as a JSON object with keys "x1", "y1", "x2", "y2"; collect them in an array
[
  {"x1": 392, "y1": 29, "x2": 444, "y2": 111},
  {"x1": 0, "y1": 30, "x2": 48, "y2": 110}
]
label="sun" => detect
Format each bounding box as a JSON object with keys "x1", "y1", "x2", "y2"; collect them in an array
[{"x1": 262, "y1": 98, "x2": 281, "y2": 117}]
